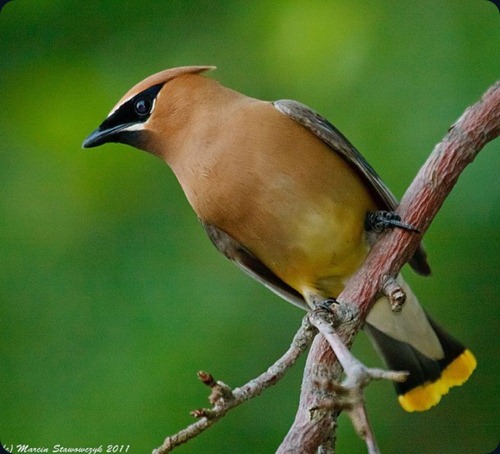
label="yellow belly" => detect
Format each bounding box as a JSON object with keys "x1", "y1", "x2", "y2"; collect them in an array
[{"x1": 260, "y1": 193, "x2": 373, "y2": 299}]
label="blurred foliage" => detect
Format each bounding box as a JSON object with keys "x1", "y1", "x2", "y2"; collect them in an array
[{"x1": 0, "y1": 1, "x2": 499, "y2": 453}]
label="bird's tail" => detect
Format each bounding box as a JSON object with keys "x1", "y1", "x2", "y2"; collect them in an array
[{"x1": 364, "y1": 276, "x2": 476, "y2": 412}]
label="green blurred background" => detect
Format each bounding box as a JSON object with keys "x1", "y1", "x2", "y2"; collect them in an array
[{"x1": 1, "y1": 1, "x2": 499, "y2": 453}]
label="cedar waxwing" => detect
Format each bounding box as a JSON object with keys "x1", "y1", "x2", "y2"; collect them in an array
[{"x1": 83, "y1": 66, "x2": 476, "y2": 412}]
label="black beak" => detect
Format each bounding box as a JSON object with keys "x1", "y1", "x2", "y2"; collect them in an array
[{"x1": 82, "y1": 123, "x2": 129, "y2": 148}]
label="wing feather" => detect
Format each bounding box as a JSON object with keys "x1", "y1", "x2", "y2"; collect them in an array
[
  {"x1": 273, "y1": 99, "x2": 430, "y2": 276},
  {"x1": 202, "y1": 221, "x2": 308, "y2": 310}
]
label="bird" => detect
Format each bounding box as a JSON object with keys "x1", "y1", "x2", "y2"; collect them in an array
[{"x1": 83, "y1": 66, "x2": 476, "y2": 412}]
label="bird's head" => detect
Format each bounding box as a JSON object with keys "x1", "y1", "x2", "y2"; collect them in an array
[{"x1": 82, "y1": 66, "x2": 215, "y2": 154}]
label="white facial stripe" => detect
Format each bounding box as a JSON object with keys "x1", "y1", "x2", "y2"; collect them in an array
[
  {"x1": 121, "y1": 122, "x2": 146, "y2": 132},
  {"x1": 150, "y1": 96, "x2": 157, "y2": 115}
]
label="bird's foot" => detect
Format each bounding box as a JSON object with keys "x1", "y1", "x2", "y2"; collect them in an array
[
  {"x1": 315, "y1": 297, "x2": 338, "y2": 312},
  {"x1": 365, "y1": 210, "x2": 420, "y2": 233}
]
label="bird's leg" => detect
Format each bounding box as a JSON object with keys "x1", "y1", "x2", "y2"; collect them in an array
[
  {"x1": 365, "y1": 210, "x2": 420, "y2": 233},
  {"x1": 316, "y1": 298, "x2": 338, "y2": 312},
  {"x1": 303, "y1": 290, "x2": 338, "y2": 312},
  {"x1": 307, "y1": 304, "x2": 409, "y2": 454}
]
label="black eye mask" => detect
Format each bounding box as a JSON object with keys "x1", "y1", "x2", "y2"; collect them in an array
[{"x1": 100, "y1": 83, "x2": 164, "y2": 131}]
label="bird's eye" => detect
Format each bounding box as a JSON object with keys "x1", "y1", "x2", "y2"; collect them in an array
[{"x1": 134, "y1": 98, "x2": 152, "y2": 116}]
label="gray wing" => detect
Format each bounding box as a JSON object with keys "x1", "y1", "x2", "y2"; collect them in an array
[
  {"x1": 201, "y1": 221, "x2": 308, "y2": 310},
  {"x1": 274, "y1": 99, "x2": 430, "y2": 276}
]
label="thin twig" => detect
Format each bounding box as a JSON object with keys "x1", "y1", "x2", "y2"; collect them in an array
[
  {"x1": 153, "y1": 316, "x2": 317, "y2": 453},
  {"x1": 307, "y1": 308, "x2": 408, "y2": 454},
  {"x1": 381, "y1": 275, "x2": 406, "y2": 312}
]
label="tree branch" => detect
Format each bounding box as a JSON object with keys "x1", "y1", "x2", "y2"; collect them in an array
[{"x1": 277, "y1": 81, "x2": 500, "y2": 453}]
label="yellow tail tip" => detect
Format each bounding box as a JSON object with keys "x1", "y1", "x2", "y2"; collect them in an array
[{"x1": 398, "y1": 349, "x2": 477, "y2": 412}]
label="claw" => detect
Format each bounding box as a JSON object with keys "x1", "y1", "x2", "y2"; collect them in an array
[
  {"x1": 315, "y1": 298, "x2": 338, "y2": 312},
  {"x1": 365, "y1": 211, "x2": 420, "y2": 233}
]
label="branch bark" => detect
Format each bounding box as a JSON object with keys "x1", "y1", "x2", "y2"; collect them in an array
[{"x1": 277, "y1": 81, "x2": 500, "y2": 453}]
